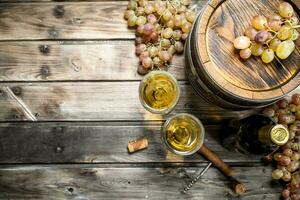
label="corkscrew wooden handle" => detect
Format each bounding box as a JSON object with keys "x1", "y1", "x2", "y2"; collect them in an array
[
  {"x1": 199, "y1": 144, "x2": 246, "y2": 195},
  {"x1": 199, "y1": 144, "x2": 233, "y2": 176}
]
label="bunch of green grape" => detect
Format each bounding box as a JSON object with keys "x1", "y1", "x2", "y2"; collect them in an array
[
  {"x1": 124, "y1": 0, "x2": 196, "y2": 75},
  {"x1": 262, "y1": 94, "x2": 300, "y2": 200},
  {"x1": 234, "y1": 2, "x2": 299, "y2": 64}
]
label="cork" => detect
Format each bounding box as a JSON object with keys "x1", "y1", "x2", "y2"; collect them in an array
[{"x1": 127, "y1": 137, "x2": 148, "y2": 153}]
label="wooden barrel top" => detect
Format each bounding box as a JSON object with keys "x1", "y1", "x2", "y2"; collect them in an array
[{"x1": 196, "y1": 0, "x2": 300, "y2": 101}]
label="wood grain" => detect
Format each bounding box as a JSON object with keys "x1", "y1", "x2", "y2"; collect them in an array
[
  {"x1": 195, "y1": 0, "x2": 300, "y2": 101},
  {"x1": 0, "y1": 1, "x2": 206, "y2": 40},
  {"x1": 0, "y1": 165, "x2": 282, "y2": 200},
  {"x1": 0, "y1": 82, "x2": 256, "y2": 122},
  {"x1": 0, "y1": 122, "x2": 260, "y2": 164},
  {"x1": 0, "y1": 41, "x2": 185, "y2": 81}
]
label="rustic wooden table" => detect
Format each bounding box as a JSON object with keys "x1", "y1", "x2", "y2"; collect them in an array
[{"x1": 0, "y1": 0, "x2": 298, "y2": 199}]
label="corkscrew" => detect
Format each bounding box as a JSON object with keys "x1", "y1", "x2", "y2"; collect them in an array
[{"x1": 182, "y1": 162, "x2": 212, "y2": 194}]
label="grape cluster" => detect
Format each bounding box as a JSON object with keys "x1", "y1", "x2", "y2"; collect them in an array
[
  {"x1": 234, "y1": 2, "x2": 299, "y2": 64},
  {"x1": 262, "y1": 94, "x2": 300, "y2": 200},
  {"x1": 124, "y1": 0, "x2": 196, "y2": 75}
]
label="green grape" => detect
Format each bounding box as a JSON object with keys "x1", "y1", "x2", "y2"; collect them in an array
[
  {"x1": 161, "y1": 39, "x2": 171, "y2": 48},
  {"x1": 239, "y1": 48, "x2": 252, "y2": 60},
  {"x1": 163, "y1": 9, "x2": 172, "y2": 21},
  {"x1": 261, "y1": 49, "x2": 275, "y2": 63},
  {"x1": 158, "y1": 50, "x2": 171, "y2": 62},
  {"x1": 177, "y1": 5, "x2": 186, "y2": 13},
  {"x1": 168, "y1": 45, "x2": 176, "y2": 55},
  {"x1": 127, "y1": 0, "x2": 138, "y2": 10},
  {"x1": 287, "y1": 161, "x2": 299, "y2": 172},
  {"x1": 144, "y1": 3, "x2": 155, "y2": 14},
  {"x1": 234, "y1": 36, "x2": 251, "y2": 49},
  {"x1": 174, "y1": 14, "x2": 183, "y2": 27},
  {"x1": 157, "y1": 7, "x2": 166, "y2": 16},
  {"x1": 124, "y1": 10, "x2": 135, "y2": 20},
  {"x1": 138, "y1": 0, "x2": 147, "y2": 7},
  {"x1": 148, "y1": 46, "x2": 158, "y2": 58},
  {"x1": 162, "y1": 28, "x2": 173, "y2": 39},
  {"x1": 136, "y1": 16, "x2": 147, "y2": 26},
  {"x1": 128, "y1": 15, "x2": 137, "y2": 27},
  {"x1": 136, "y1": 7, "x2": 145, "y2": 16},
  {"x1": 252, "y1": 15, "x2": 267, "y2": 30},
  {"x1": 137, "y1": 25, "x2": 144, "y2": 35},
  {"x1": 181, "y1": 22, "x2": 192, "y2": 33},
  {"x1": 181, "y1": 33, "x2": 188, "y2": 40},
  {"x1": 282, "y1": 171, "x2": 292, "y2": 182},
  {"x1": 174, "y1": 41, "x2": 184, "y2": 53},
  {"x1": 154, "y1": 0, "x2": 165, "y2": 12},
  {"x1": 276, "y1": 40, "x2": 295, "y2": 59},
  {"x1": 172, "y1": 30, "x2": 182, "y2": 41},
  {"x1": 181, "y1": 0, "x2": 192, "y2": 6},
  {"x1": 186, "y1": 10, "x2": 196, "y2": 23},
  {"x1": 153, "y1": 56, "x2": 163, "y2": 68},
  {"x1": 277, "y1": 25, "x2": 293, "y2": 40},
  {"x1": 167, "y1": 2, "x2": 176, "y2": 14},
  {"x1": 270, "y1": 38, "x2": 282, "y2": 51},
  {"x1": 272, "y1": 169, "x2": 284, "y2": 180},
  {"x1": 279, "y1": 2, "x2": 294, "y2": 18},
  {"x1": 289, "y1": 29, "x2": 299, "y2": 41},
  {"x1": 166, "y1": 19, "x2": 174, "y2": 28}
]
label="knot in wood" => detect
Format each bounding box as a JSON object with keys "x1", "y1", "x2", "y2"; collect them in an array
[
  {"x1": 48, "y1": 27, "x2": 59, "y2": 39},
  {"x1": 72, "y1": 17, "x2": 82, "y2": 24},
  {"x1": 41, "y1": 66, "x2": 50, "y2": 76},
  {"x1": 71, "y1": 57, "x2": 82, "y2": 72},
  {"x1": 39, "y1": 45, "x2": 50, "y2": 54},
  {"x1": 12, "y1": 86, "x2": 22, "y2": 96},
  {"x1": 53, "y1": 5, "x2": 65, "y2": 18},
  {"x1": 14, "y1": 113, "x2": 21, "y2": 119},
  {"x1": 66, "y1": 186, "x2": 74, "y2": 194}
]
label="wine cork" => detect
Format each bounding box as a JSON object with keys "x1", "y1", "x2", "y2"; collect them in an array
[{"x1": 127, "y1": 137, "x2": 148, "y2": 153}]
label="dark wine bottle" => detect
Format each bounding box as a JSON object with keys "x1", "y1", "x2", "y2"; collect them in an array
[{"x1": 221, "y1": 114, "x2": 289, "y2": 155}]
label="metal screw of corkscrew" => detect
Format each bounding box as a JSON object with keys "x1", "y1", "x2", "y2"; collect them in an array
[{"x1": 182, "y1": 162, "x2": 212, "y2": 194}]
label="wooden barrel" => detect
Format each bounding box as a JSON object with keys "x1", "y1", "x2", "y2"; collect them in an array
[{"x1": 185, "y1": 0, "x2": 300, "y2": 110}]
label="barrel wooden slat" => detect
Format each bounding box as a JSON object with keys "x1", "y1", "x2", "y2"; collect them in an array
[{"x1": 0, "y1": 41, "x2": 185, "y2": 81}]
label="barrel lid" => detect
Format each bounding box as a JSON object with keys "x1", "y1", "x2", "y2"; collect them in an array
[
  {"x1": 270, "y1": 124, "x2": 289, "y2": 146},
  {"x1": 193, "y1": 0, "x2": 300, "y2": 103}
]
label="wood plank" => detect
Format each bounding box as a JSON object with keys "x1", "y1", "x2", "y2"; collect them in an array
[
  {"x1": 0, "y1": 1, "x2": 207, "y2": 40},
  {"x1": 0, "y1": 82, "x2": 256, "y2": 122},
  {"x1": 0, "y1": 41, "x2": 185, "y2": 81},
  {"x1": 0, "y1": 165, "x2": 281, "y2": 199},
  {"x1": 0, "y1": 122, "x2": 260, "y2": 164}
]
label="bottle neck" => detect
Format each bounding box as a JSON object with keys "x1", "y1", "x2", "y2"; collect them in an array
[{"x1": 258, "y1": 124, "x2": 289, "y2": 146}]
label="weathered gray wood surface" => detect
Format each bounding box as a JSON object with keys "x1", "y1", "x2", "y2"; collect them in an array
[
  {"x1": 0, "y1": 0, "x2": 293, "y2": 199},
  {"x1": 0, "y1": 41, "x2": 185, "y2": 81},
  {"x1": 0, "y1": 122, "x2": 260, "y2": 164},
  {"x1": 0, "y1": 82, "x2": 256, "y2": 122},
  {"x1": 0, "y1": 1, "x2": 205, "y2": 40},
  {"x1": 0, "y1": 165, "x2": 281, "y2": 200}
]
